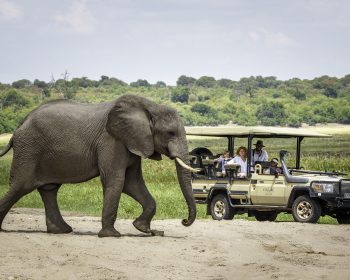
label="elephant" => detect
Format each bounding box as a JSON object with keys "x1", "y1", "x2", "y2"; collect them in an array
[{"x1": 0, "y1": 94, "x2": 197, "y2": 237}]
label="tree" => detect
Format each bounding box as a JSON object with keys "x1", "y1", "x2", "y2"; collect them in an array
[
  {"x1": 12, "y1": 79, "x2": 32, "y2": 89},
  {"x1": 256, "y1": 102, "x2": 287, "y2": 126},
  {"x1": 53, "y1": 71, "x2": 77, "y2": 99},
  {"x1": 130, "y1": 79, "x2": 151, "y2": 87},
  {"x1": 33, "y1": 79, "x2": 47, "y2": 89},
  {"x1": 324, "y1": 86, "x2": 338, "y2": 98},
  {"x1": 191, "y1": 103, "x2": 214, "y2": 116},
  {"x1": 196, "y1": 76, "x2": 216, "y2": 88},
  {"x1": 1, "y1": 89, "x2": 29, "y2": 108},
  {"x1": 217, "y1": 78, "x2": 234, "y2": 88},
  {"x1": 290, "y1": 88, "x2": 306, "y2": 101},
  {"x1": 99, "y1": 76, "x2": 126, "y2": 86},
  {"x1": 154, "y1": 81, "x2": 166, "y2": 88},
  {"x1": 171, "y1": 87, "x2": 190, "y2": 103},
  {"x1": 176, "y1": 75, "x2": 196, "y2": 87}
]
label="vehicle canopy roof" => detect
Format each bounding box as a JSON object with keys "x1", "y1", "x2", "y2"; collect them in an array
[{"x1": 185, "y1": 126, "x2": 331, "y2": 138}]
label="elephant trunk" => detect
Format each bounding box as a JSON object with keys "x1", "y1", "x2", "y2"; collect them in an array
[{"x1": 175, "y1": 159, "x2": 197, "y2": 227}]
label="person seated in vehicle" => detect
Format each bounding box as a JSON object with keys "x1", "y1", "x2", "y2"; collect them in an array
[
  {"x1": 227, "y1": 146, "x2": 248, "y2": 177},
  {"x1": 216, "y1": 150, "x2": 232, "y2": 175},
  {"x1": 251, "y1": 140, "x2": 268, "y2": 165},
  {"x1": 269, "y1": 158, "x2": 282, "y2": 175}
]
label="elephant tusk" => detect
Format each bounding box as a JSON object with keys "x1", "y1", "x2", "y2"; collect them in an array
[{"x1": 175, "y1": 157, "x2": 201, "y2": 173}]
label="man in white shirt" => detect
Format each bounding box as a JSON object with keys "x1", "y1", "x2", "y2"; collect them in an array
[{"x1": 251, "y1": 140, "x2": 268, "y2": 165}]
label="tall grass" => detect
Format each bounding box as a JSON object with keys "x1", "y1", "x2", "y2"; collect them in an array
[{"x1": 0, "y1": 134, "x2": 349, "y2": 224}]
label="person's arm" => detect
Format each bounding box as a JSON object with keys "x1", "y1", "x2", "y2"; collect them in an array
[{"x1": 264, "y1": 150, "x2": 268, "y2": 161}]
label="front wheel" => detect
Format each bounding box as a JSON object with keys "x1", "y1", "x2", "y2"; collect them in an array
[
  {"x1": 336, "y1": 213, "x2": 350, "y2": 224},
  {"x1": 254, "y1": 211, "x2": 278, "y2": 222},
  {"x1": 210, "y1": 194, "x2": 234, "y2": 220},
  {"x1": 292, "y1": 195, "x2": 321, "y2": 223}
]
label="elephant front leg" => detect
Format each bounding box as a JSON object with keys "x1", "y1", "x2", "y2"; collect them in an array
[
  {"x1": 98, "y1": 176, "x2": 124, "y2": 238},
  {"x1": 123, "y1": 159, "x2": 164, "y2": 236}
]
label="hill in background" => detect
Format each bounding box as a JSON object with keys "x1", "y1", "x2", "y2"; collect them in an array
[{"x1": 1, "y1": 74, "x2": 349, "y2": 133}]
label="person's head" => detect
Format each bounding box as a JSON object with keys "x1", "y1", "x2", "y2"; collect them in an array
[
  {"x1": 271, "y1": 158, "x2": 278, "y2": 167},
  {"x1": 236, "y1": 146, "x2": 247, "y2": 158},
  {"x1": 223, "y1": 150, "x2": 230, "y2": 158},
  {"x1": 254, "y1": 140, "x2": 265, "y2": 152}
]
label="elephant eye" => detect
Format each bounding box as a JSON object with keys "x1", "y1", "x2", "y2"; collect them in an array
[{"x1": 167, "y1": 131, "x2": 176, "y2": 137}]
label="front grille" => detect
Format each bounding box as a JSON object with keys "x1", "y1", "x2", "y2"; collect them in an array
[{"x1": 339, "y1": 180, "x2": 350, "y2": 198}]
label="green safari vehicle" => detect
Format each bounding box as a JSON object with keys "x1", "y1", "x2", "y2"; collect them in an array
[{"x1": 186, "y1": 127, "x2": 350, "y2": 224}]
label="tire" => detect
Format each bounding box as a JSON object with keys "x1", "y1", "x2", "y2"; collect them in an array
[
  {"x1": 254, "y1": 211, "x2": 278, "y2": 222},
  {"x1": 336, "y1": 213, "x2": 350, "y2": 224},
  {"x1": 292, "y1": 195, "x2": 321, "y2": 223},
  {"x1": 210, "y1": 194, "x2": 234, "y2": 220}
]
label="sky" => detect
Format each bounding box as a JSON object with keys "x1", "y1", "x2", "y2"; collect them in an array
[{"x1": 0, "y1": 0, "x2": 349, "y2": 85}]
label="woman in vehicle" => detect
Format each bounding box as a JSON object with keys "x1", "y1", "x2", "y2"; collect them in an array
[{"x1": 227, "y1": 146, "x2": 248, "y2": 177}]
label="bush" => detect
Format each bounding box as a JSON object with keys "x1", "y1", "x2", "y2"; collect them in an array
[
  {"x1": 191, "y1": 103, "x2": 215, "y2": 116},
  {"x1": 176, "y1": 75, "x2": 196, "y2": 87},
  {"x1": 256, "y1": 102, "x2": 287, "y2": 126},
  {"x1": 196, "y1": 76, "x2": 216, "y2": 88},
  {"x1": 171, "y1": 87, "x2": 190, "y2": 103},
  {"x1": 12, "y1": 79, "x2": 32, "y2": 89},
  {"x1": 130, "y1": 79, "x2": 151, "y2": 87},
  {"x1": 1, "y1": 90, "x2": 29, "y2": 108}
]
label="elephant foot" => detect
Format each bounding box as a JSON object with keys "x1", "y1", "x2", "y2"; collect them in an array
[
  {"x1": 98, "y1": 227, "x2": 121, "y2": 238},
  {"x1": 133, "y1": 219, "x2": 151, "y2": 233},
  {"x1": 47, "y1": 222, "x2": 73, "y2": 234}
]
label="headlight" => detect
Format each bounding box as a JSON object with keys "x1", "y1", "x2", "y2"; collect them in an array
[{"x1": 311, "y1": 182, "x2": 335, "y2": 193}]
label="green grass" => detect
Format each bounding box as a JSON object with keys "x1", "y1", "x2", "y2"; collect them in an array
[{"x1": 0, "y1": 133, "x2": 349, "y2": 224}]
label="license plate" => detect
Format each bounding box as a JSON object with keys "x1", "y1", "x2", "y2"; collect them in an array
[{"x1": 344, "y1": 193, "x2": 350, "y2": 199}]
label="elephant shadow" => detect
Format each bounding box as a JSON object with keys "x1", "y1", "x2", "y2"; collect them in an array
[{"x1": 0, "y1": 229, "x2": 186, "y2": 239}]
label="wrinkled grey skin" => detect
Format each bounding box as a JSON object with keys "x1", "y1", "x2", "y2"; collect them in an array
[{"x1": 0, "y1": 95, "x2": 196, "y2": 237}]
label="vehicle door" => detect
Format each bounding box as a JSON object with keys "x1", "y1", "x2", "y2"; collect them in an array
[{"x1": 249, "y1": 174, "x2": 286, "y2": 205}]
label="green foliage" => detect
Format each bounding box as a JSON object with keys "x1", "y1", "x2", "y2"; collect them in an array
[
  {"x1": 171, "y1": 87, "x2": 190, "y2": 103},
  {"x1": 12, "y1": 79, "x2": 32, "y2": 89},
  {"x1": 191, "y1": 103, "x2": 216, "y2": 116},
  {"x1": 176, "y1": 75, "x2": 196, "y2": 87},
  {"x1": 1, "y1": 89, "x2": 30, "y2": 108},
  {"x1": 290, "y1": 88, "x2": 306, "y2": 101},
  {"x1": 324, "y1": 86, "x2": 338, "y2": 98},
  {"x1": 217, "y1": 78, "x2": 235, "y2": 88},
  {"x1": 154, "y1": 81, "x2": 166, "y2": 88},
  {"x1": 196, "y1": 76, "x2": 216, "y2": 88},
  {"x1": 0, "y1": 74, "x2": 350, "y2": 132},
  {"x1": 256, "y1": 101, "x2": 287, "y2": 126},
  {"x1": 130, "y1": 79, "x2": 151, "y2": 87}
]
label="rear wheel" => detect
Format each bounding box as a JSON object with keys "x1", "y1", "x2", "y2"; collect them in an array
[
  {"x1": 292, "y1": 195, "x2": 321, "y2": 223},
  {"x1": 254, "y1": 211, "x2": 278, "y2": 222},
  {"x1": 336, "y1": 213, "x2": 350, "y2": 224},
  {"x1": 210, "y1": 194, "x2": 234, "y2": 220}
]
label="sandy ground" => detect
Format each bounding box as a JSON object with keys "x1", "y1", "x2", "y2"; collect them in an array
[{"x1": 0, "y1": 209, "x2": 349, "y2": 280}]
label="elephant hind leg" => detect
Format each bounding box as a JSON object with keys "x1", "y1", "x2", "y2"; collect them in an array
[
  {"x1": 0, "y1": 186, "x2": 34, "y2": 230},
  {"x1": 38, "y1": 184, "x2": 72, "y2": 234}
]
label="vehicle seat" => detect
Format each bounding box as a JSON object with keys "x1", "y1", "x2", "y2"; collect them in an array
[{"x1": 201, "y1": 156, "x2": 216, "y2": 178}]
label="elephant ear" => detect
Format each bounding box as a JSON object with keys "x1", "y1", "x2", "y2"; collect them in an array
[{"x1": 106, "y1": 99, "x2": 154, "y2": 158}]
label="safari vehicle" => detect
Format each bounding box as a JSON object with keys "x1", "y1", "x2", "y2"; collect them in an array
[{"x1": 186, "y1": 127, "x2": 350, "y2": 224}]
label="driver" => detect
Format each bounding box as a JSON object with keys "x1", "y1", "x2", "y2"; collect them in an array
[{"x1": 251, "y1": 140, "x2": 268, "y2": 165}]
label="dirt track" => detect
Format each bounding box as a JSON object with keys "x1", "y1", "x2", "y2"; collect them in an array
[{"x1": 1, "y1": 208, "x2": 349, "y2": 280}]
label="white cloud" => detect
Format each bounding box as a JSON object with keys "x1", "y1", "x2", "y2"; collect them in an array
[
  {"x1": 54, "y1": 0, "x2": 96, "y2": 34},
  {"x1": 248, "y1": 29, "x2": 296, "y2": 48},
  {"x1": 0, "y1": 0, "x2": 22, "y2": 21}
]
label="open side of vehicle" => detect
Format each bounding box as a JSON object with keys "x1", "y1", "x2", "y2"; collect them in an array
[{"x1": 186, "y1": 126, "x2": 350, "y2": 224}]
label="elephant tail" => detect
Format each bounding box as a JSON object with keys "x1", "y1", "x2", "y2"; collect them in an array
[{"x1": 0, "y1": 136, "x2": 13, "y2": 157}]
